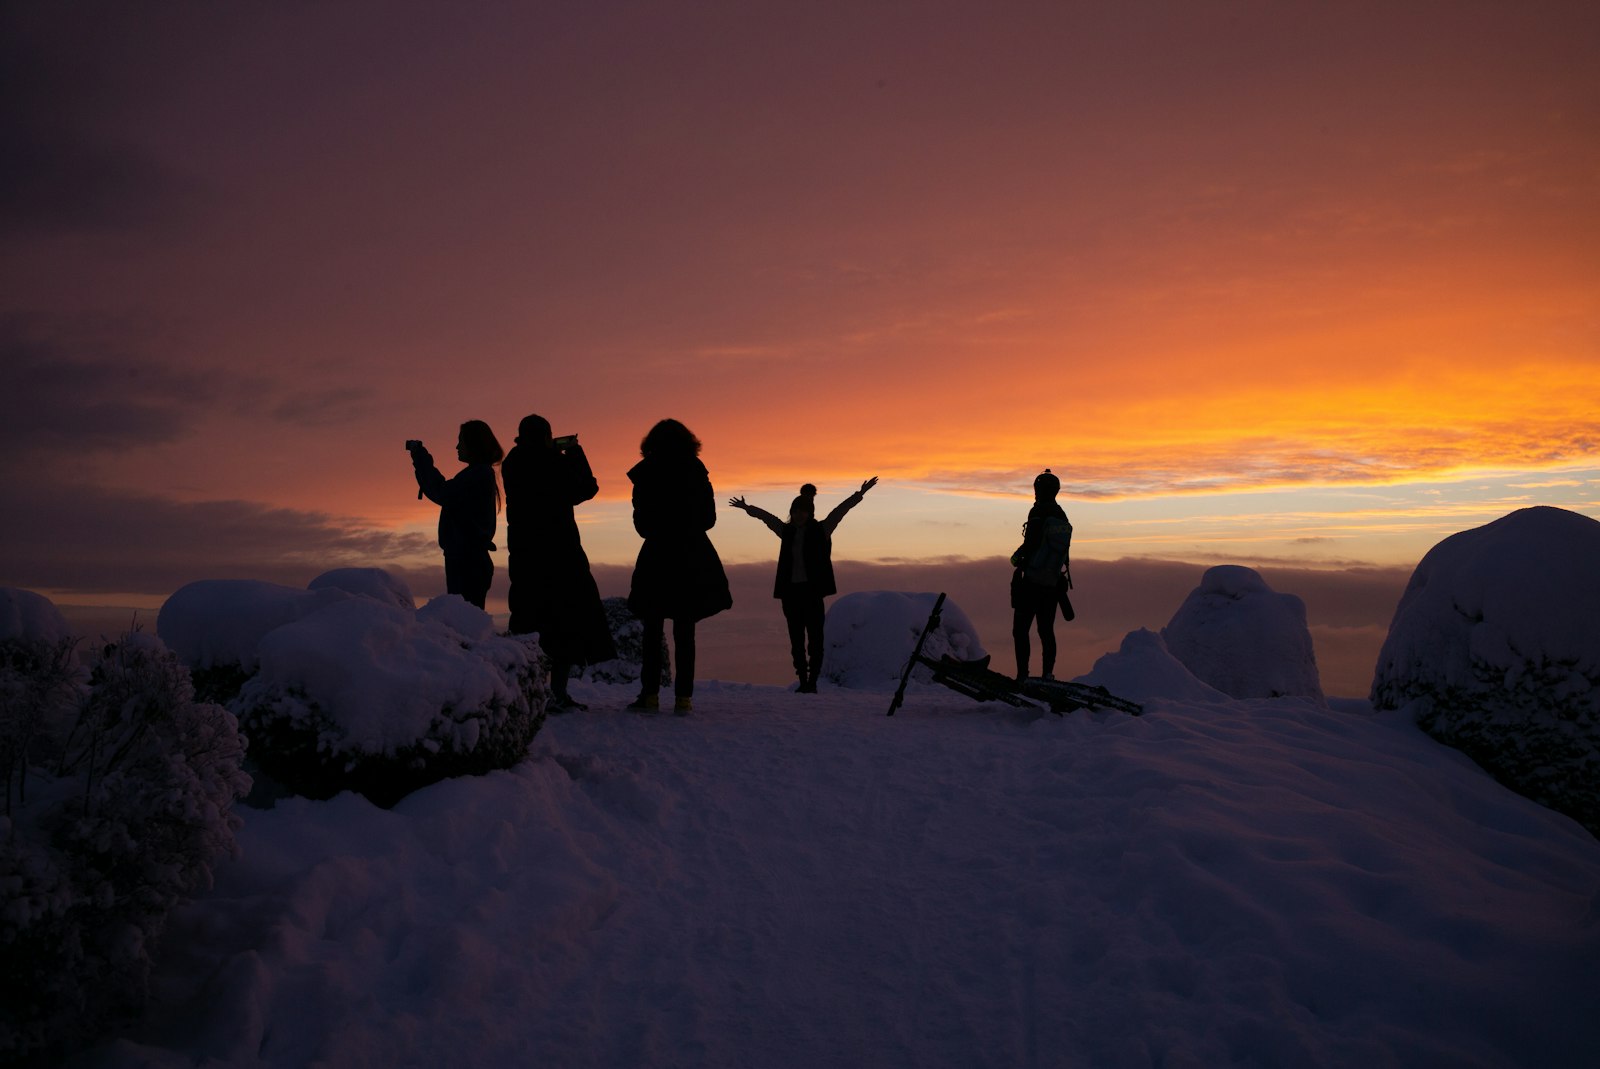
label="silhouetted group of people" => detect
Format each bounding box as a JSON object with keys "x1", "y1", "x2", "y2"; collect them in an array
[{"x1": 409, "y1": 418, "x2": 1072, "y2": 711}]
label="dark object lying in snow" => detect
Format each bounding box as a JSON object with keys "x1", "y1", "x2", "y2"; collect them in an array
[{"x1": 888, "y1": 592, "x2": 1143, "y2": 717}]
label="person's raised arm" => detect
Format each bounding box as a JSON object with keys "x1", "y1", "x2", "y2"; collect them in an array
[
  {"x1": 822, "y1": 476, "x2": 878, "y2": 534},
  {"x1": 730, "y1": 496, "x2": 786, "y2": 537},
  {"x1": 563, "y1": 441, "x2": 600, "y2": 505},
  {"x1": 408, "y1": 441, "x2": 450, "y2": 506}
]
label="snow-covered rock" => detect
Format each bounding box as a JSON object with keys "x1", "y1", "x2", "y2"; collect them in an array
[
  {"x1": 1161, "y1": 566, "x2": 1324, "y2": 701},
  {"x1": 1371, "y1": 506, "x2": 1600, "y2": 835},
  {"x1": 1077, "y1": 627, "x2": 1231, "y2": 704},
  {"x1": 823, "y1": 591, "x2": 986, "y2": 689},
  {"x1": 234, "y1": 597, "x2": 547, "y2": 806}
]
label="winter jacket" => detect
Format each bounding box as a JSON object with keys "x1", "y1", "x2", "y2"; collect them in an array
[
  {"x1": 745, "y1": 490, "x2": 866, "y2": 598},
  {"x1": 412, "y1": 450, "x2": 498, "y2": 556},
  {"x1": 626, "y1": 452, "x2": 733, "y2": 622}
]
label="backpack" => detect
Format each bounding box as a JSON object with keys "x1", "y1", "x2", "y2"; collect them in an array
[{"x1": 1022, "y1": 513, "x2": 1072, "y2": 587}]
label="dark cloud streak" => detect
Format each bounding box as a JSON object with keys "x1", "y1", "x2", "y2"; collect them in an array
[{"x1": 0, "y1": 477, "x2": 433, "y2": 596}]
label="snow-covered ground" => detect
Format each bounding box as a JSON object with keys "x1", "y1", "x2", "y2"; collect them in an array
[{"x1": 76, "y1": 678, "x2": 1600, "y2": 1068}]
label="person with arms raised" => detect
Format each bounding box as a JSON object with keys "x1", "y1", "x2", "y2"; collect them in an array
[{"x1": 729, "y1": 477, "x2": 878, "y2": 692}]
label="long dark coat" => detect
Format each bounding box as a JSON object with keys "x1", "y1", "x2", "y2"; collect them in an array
[
  {"x1": 626, "y1": 452, "x2": 733, "y2": 623},
  {"x1": 501, "y1": 441, "x2": 616, "y2": 664}
]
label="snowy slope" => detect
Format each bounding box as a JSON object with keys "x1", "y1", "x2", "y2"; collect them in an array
[{"x1": 78, "y1": 681, "x2": 1600, "y2": 1069}]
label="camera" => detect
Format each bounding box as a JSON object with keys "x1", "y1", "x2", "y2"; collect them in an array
[
  {"x1": 553, "y1": 434, "x2": 578, "y2": 450},
  {"x1": 404, "y1": 439, "x2": 422, "y2": 451}
]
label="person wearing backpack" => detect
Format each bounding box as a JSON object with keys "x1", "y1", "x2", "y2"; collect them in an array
[{"x1": 1009, "y1": 468, "x2": 1073, "y2": 681}]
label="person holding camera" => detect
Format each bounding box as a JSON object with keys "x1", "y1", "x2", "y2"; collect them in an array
[
  {"x1": 728, "y1": 477, "x2": 877, "y2": 692},
  {"x1": 406, "y1": 420, "x2": 504, "y2": 610},
  {"x1": 500, "y1": 414, "x2": 615, "y2": 712},
  {"x1": 625, "y1": 418, "x2": 732, "y2": 715}
]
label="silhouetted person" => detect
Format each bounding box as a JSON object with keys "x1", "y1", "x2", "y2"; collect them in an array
[
  {"x1": 407, "y1": 420, "x2": 504, "y2": 610},
  {"x1": 501, "y1": 415, "x2": 616, "y2": 712},
  {"x1": 1010, "y1": 468, "x2": 1073, "y2": 680},
  {"x1": 729, "y1": 477, "x2": 877, "y2": 692},
  {"x1": 625, "y1": 419, "x2": 732, "y2": 715}
]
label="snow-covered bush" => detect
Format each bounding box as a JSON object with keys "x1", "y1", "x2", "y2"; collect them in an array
[
  {"x1": 571, "y1": 596, "x2": 671, "y2": 686},
  {"x1": 307, "y1": 566, "x2": 416, "y2": 609},
  {"x1": 2, "y1": 590, "x2": 86, "y2": 816},
  {"x1": 157, "y1": 578, "x2": 353, "y2": 704},
  {"x1": 1161, "y1": 565, "x2": 1325, "y2": 701},
  {"x1": 1, "y1": 602, "x2": 249, "y2": 1064},
  {"x1": 1371, "y1": 506, "x2": 1600, "y2": 835},
  {"x1": 233, "y1": 596, "x2": 547, "y2": 807},
  {"x1": 823, "y1": 592, "x2": 986, "y2": 689}
]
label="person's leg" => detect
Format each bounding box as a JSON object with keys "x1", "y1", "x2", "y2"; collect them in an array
[
  {"x1": 631, "y1": 616, "x2": 664, "y2": 710},
  {"x1": 1012, "y1": 603, "x2": 1033, "y2": 680},
  {"x1": 672, "y1": 619, "x2": 696, "y2": 713},
  {"x1": 549, "y1": 659, "x2": 586, "y2": 711},
  {"x1": 446, "y1": 552, "x2": 492, "y2": 610},
  {"x1": 1035, "y1": 598, "x2": 1058, "y2": 679},
  {"x1": 673, "y1": 619, "x2": 696, "y2": 699},
  {"x1": 803, "y1": 595, "x2": 826, "y2": 688},
  {"x1": 781, "y1": 596, "x2": 808, "y2": 684}
]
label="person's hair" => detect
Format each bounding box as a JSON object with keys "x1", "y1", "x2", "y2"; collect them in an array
[
  {"x1": 640, "y1": 418, "x2": 701, "y2": 457},
  {"x1": 458, "y1": 420, "x2": 505, "y2": 513},
  {"x1": 789, "y1": 484, "x2": 817, "y2": 521},
  {"x1": 1033, "y1": 468, "x2": 1060, "y2": 498},
  {"x1": 518, "y1": 414, "x2": 553, "y2": 447},
  {"x1": 458, "y1": 420, "x2": 505, "y2": 465}
]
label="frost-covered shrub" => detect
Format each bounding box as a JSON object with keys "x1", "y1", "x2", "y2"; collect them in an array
[
  {"x1": 1161, "y1": 565, "x2": 1325, "y2": 701},
  {"x1": 159, "y1": 570, "x2": 415, "y2": 706},
  {"x1": 571, "y1": 596, "x2": 671, "y2": 686},
  {"x1": 823, "y1": 592, "x2": 987, "y2": 689},
  {"x1": 233, "y1": 596, "x2": 547, "y2": 807},
  {"x1": 1371, "y1": 507, "x2": 1600, "y2": 835},
  {"x1": 307, "y1": 566, "x2": 416, "y2": 609},
  {"x1": 1, "y1": 623, "x2": 249, "y2": 1064},
  {"x1": 157, "y1": 579, "x2": 353, "y2": 704}
]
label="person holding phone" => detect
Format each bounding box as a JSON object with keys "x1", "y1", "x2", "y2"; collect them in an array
[{"x1": 406, "y1": 420, "x2": 504, "y2": 609}]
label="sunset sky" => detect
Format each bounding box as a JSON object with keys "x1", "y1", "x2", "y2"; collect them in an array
[{"x1": 3, "y1": 0, "x2": 1596, "y2": 619}]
